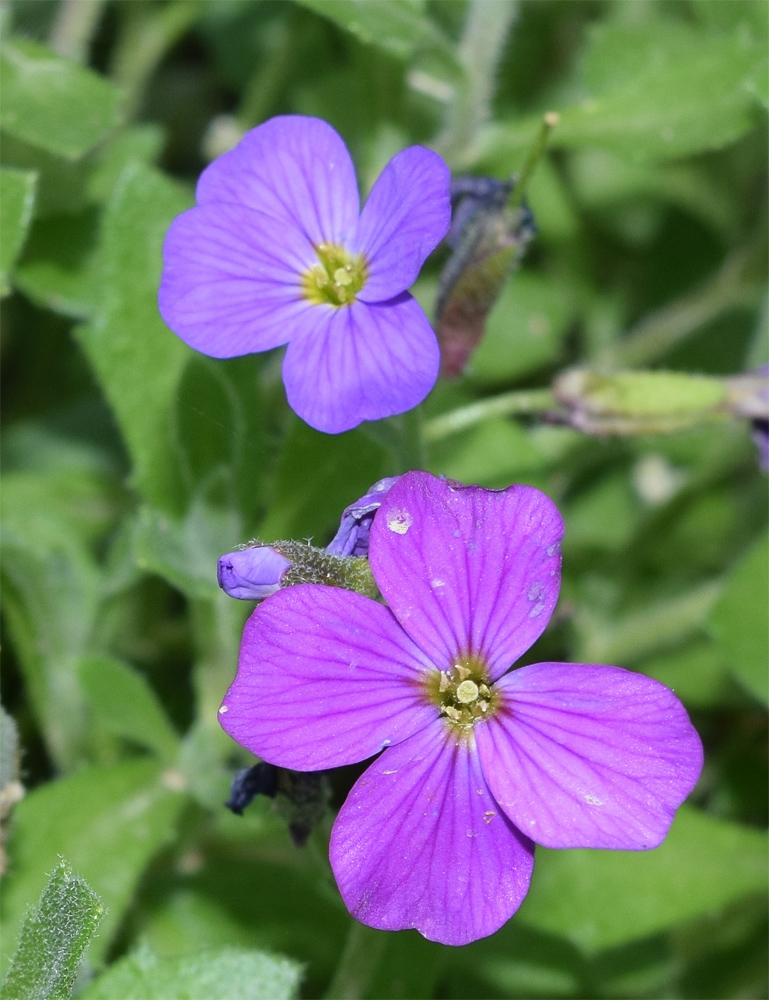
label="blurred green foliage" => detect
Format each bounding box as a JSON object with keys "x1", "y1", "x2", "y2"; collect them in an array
[{"x1": 1, "y1": 1, "x2": 766, "y2": 998}]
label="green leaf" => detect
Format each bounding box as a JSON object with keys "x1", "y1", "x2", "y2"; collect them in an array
[
  {"x1": 80, "y1": 944, "x2": 301, "y2": 1000},
  {"x1": 0, "y1": 860, "x2": 105, "y2": 1000},
  {"x1": 13, "y1": 209, "x2": 99, "y2": 319},
  {"x1": 0, "y1": 520, "x2": 101, "y2": 771},
  {"x1": 565, "y1": 22, "x2": 766, "y2": 162},
  {"x1": 0, "y1": 168, "x2": 36, "y2": 295},
  {"x1": 0, "y1": 39, "x2": 123, "y2": 159},
  {"x1": 0, "y1": 760, "x2": 186, "y2": 976},
  {"x1": 77, "y1": 657, "x2": 180, "y2": 762},
  {"x1": 641, "y1": 638, "x2": 737, "y2": 709},
  {"x1": 295, "y1": 0, "x2": 459, "y2": 69},
  {"x1": 172, "y1": 356, "x2": 241, "y2": 500},
  {"x1": 710, "y1": 532, "x2": 769, "y2": 704},
  {"x1": 132, "y1": 501, "x2": 239, "y2": 602},
  {"x1": 470, "y1": 271, "x2": 572, "y2": 384},
  {"x1": 76, "y1": 165, "x2": 192, "y2": 512},
  {"x1": 519, "y1": 806, "x2": 769, "y2": 952},
  {"x1": 428, "y1": 418, "x2": 550, "y2": 489},
  {"x1": 259, "y1": 422, "x2": 387, "y2": 542},
  {"x1": 575, "y1": 580, "x2": 723, "y2": 666},
  {"x1": 481, "y1": 24, "x2": 766, "y2": 165}
]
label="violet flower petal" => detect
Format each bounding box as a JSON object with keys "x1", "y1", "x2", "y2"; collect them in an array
[
  {"x1": 329, "y1": 722, "x2": 535, "y2": 946},
  {"x1": 369, "y1": 472, "x2": 563, "y2": 680},
  {"x1": 217, "y1": 547, "x2": 291, "y2": 600},
  {"x1": 282, "y1": 294, "x2": 440, "y2": 434},
  {"x1": 326, "y1": 476, "x2": 400, "y2": 557},
  {"x1": 219, "y1": 584, "x2": 437, "y2": 770},
  {"x1": 159, "y1": 203, "x2": 315, "y2": 357},
  {"x1": 355, "y1": 146, "x2": 451, "y2": 303},
  {"x1": 476, "y1": 662, "x2": 704, "y2": 850},
  {"x1": 196, "y1": 115, "x2": 359, "y2": 246}
]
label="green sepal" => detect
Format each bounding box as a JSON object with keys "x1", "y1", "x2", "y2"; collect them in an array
[
  {"x1": 273, "y1": 541, "x2": 379, "y2": 598},
  {"x1": 553, "y1": 368, "x2": 730, "y2": 435}
]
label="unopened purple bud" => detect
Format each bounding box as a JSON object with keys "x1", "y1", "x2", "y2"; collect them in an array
[
  {"x1": 217, "y1": 546, "x2": 292, "y2": 600},
  {"x1": 326, "y1": 477, "x2": 400, "y2": 557}
]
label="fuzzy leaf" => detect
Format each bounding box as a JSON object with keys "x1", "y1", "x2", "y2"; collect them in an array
[
  {"x1": 0, "y1": 860, "x2": 104, "y2": 1000},
  {"x1": 0, "y1": 168, "x2": 37, "y2": 295},
  {"x1": 0, "y1": 39, "x2": 122, "y2": 159},
  {"x1": 80, "y1": 944, "x2": 301, "y2": 1000}
]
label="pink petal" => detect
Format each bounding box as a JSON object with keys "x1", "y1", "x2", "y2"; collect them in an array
[
  {"x1": 355, "y1": 146, "x2": 451, "y2": 302},
  {"x1": 159, "y1": 204, "x2": 316, "y2": 357},
  {"x1": 219, "y1": 585, "x2": 437, "y2": 770},
  {"x1": 197, "y1": 116, "x2": 359, "y2": 247},
  {"x1": 369, "y1": 473, "x2": 564, "y2": 681},
  {"x1": 330, "y1": 722, "x2": 535, "y2": 946},
  {"x1": 476, "y1": 662, "x2": 704, "y2": 850},
  {"x1": 282, "y1": 294, "x2": 439, "y2": 434}
]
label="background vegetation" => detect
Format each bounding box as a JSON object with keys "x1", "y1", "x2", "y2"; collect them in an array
[{"x1": 1, "y1": 1, "x2": 767, "y2": 997}]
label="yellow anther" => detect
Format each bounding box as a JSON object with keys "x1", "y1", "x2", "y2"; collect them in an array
[
  {"x1": 334, "y1": 268, "x2": 353, "y2": 286},
  {"x1": 456, "y1": 680, "x2": 479, "y2": 704}
]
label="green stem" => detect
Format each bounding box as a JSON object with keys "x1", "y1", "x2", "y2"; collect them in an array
[
  {"x1": 433, "y1": 0, "x2": 519, "y2": 166},
  {"x1": 324, "y1": 921, "x2": 387, "y2": 1000},
  {"x1": 508, "y1": 111, "x2": 560, "y2": 210},
  {"x1": 395, "y1": 406, "x2": 426, "y2": 471},
  {"x1": 596, "y1": 249, "x2": 758, "y2": 370},
  {"x1": 424, "y1": 388, "x2": 556, "y2": 443},
  {"x1": 49, "y1": 0, "x2": 107, "y2": 62},
  {"x1": 109, "y1": 0, "x2": 201, "y2": 119}
]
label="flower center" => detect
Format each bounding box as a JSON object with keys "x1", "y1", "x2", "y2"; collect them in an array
[
  {"x1": 425, "y1": 655, "x2": 496, "y2": 729},
  {"x1": 301, "y1": 243, "x2": 367, "y2": 307}
]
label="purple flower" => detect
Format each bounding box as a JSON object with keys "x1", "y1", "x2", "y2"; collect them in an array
[
  {"x1": 218, "y1": 476, "x2": 398, "y2": 600},
  {"x1": 218, "y1": 472, "x2": 703, "y2": 946},
  {"x1": 159, "y1": 116, "x2": 450, "y2": 434},
  {"x1": 325, "y1": 476, "x2": 400, "y2": 557},
  {"x1": 217, "y1": 545, "x2": 292, "y2": 600}
]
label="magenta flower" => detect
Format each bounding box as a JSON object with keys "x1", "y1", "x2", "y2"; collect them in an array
[
  {"x1": 218, "y1": 472, "x2": 703, "y2": 946},
  {"x1": 159, "y1": 116, "x2": 450, "y2": 434}
]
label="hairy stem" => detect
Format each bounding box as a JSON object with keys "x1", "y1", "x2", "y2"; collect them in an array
[
  {"x1": 110, "y1": 0, "x2": 201, "y2": 119},
  {"x1": 434, "y1": 0, "x2": 519, "y2": 166},
  {"x1": 597, "y1": 249, "x2": 759, "y2": 370},
  {"x1": 49, "y1": 0, "x2": 106, "y2": 62},
  {"x1": 424, "y1": 388, "x2": 556, "y2": 443}
]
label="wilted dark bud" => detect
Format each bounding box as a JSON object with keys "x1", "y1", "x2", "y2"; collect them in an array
[
  {"x1": 225, "y1": 762, "x2": 279, "y2": 815},
  {"x1": 435, "y1": 175, "x2": 536, "y2": 378},
  {"x1": 225, "y1": 763, "x2": 330, "y2": 848}
]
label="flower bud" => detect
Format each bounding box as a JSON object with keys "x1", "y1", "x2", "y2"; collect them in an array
[
  {"x1": 435, "y1": 176, "x2": 536, "y2": 378},
  {"x1": 326, "y1": 476, "x2": 400, "y2": 557},
  {"x1": 217, "y1": 546, "x2": 292, "y2": 600}
]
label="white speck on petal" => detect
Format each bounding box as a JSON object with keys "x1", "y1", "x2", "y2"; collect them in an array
[
  {"x1": 218, "y1": 705, "x2": 228, "y2": 714},
  {"x1": 547, "y1": 543, "x2": 560, "y2": 557},
  {"x1": 528, "y1": 602, "x2": 545, "y2": 618},
  {"x1": 585, "y1": 794, "x2": 603, "y2": 805},
  {"x1": 431, "y1": 578, "x2": 445, "y2": 588},
  {"x1": 382, "y1": 769, "x2": 398, "y2": 775},
  {"x1": 387, "y1": 509, "x2": 412, "y2": 534}
]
